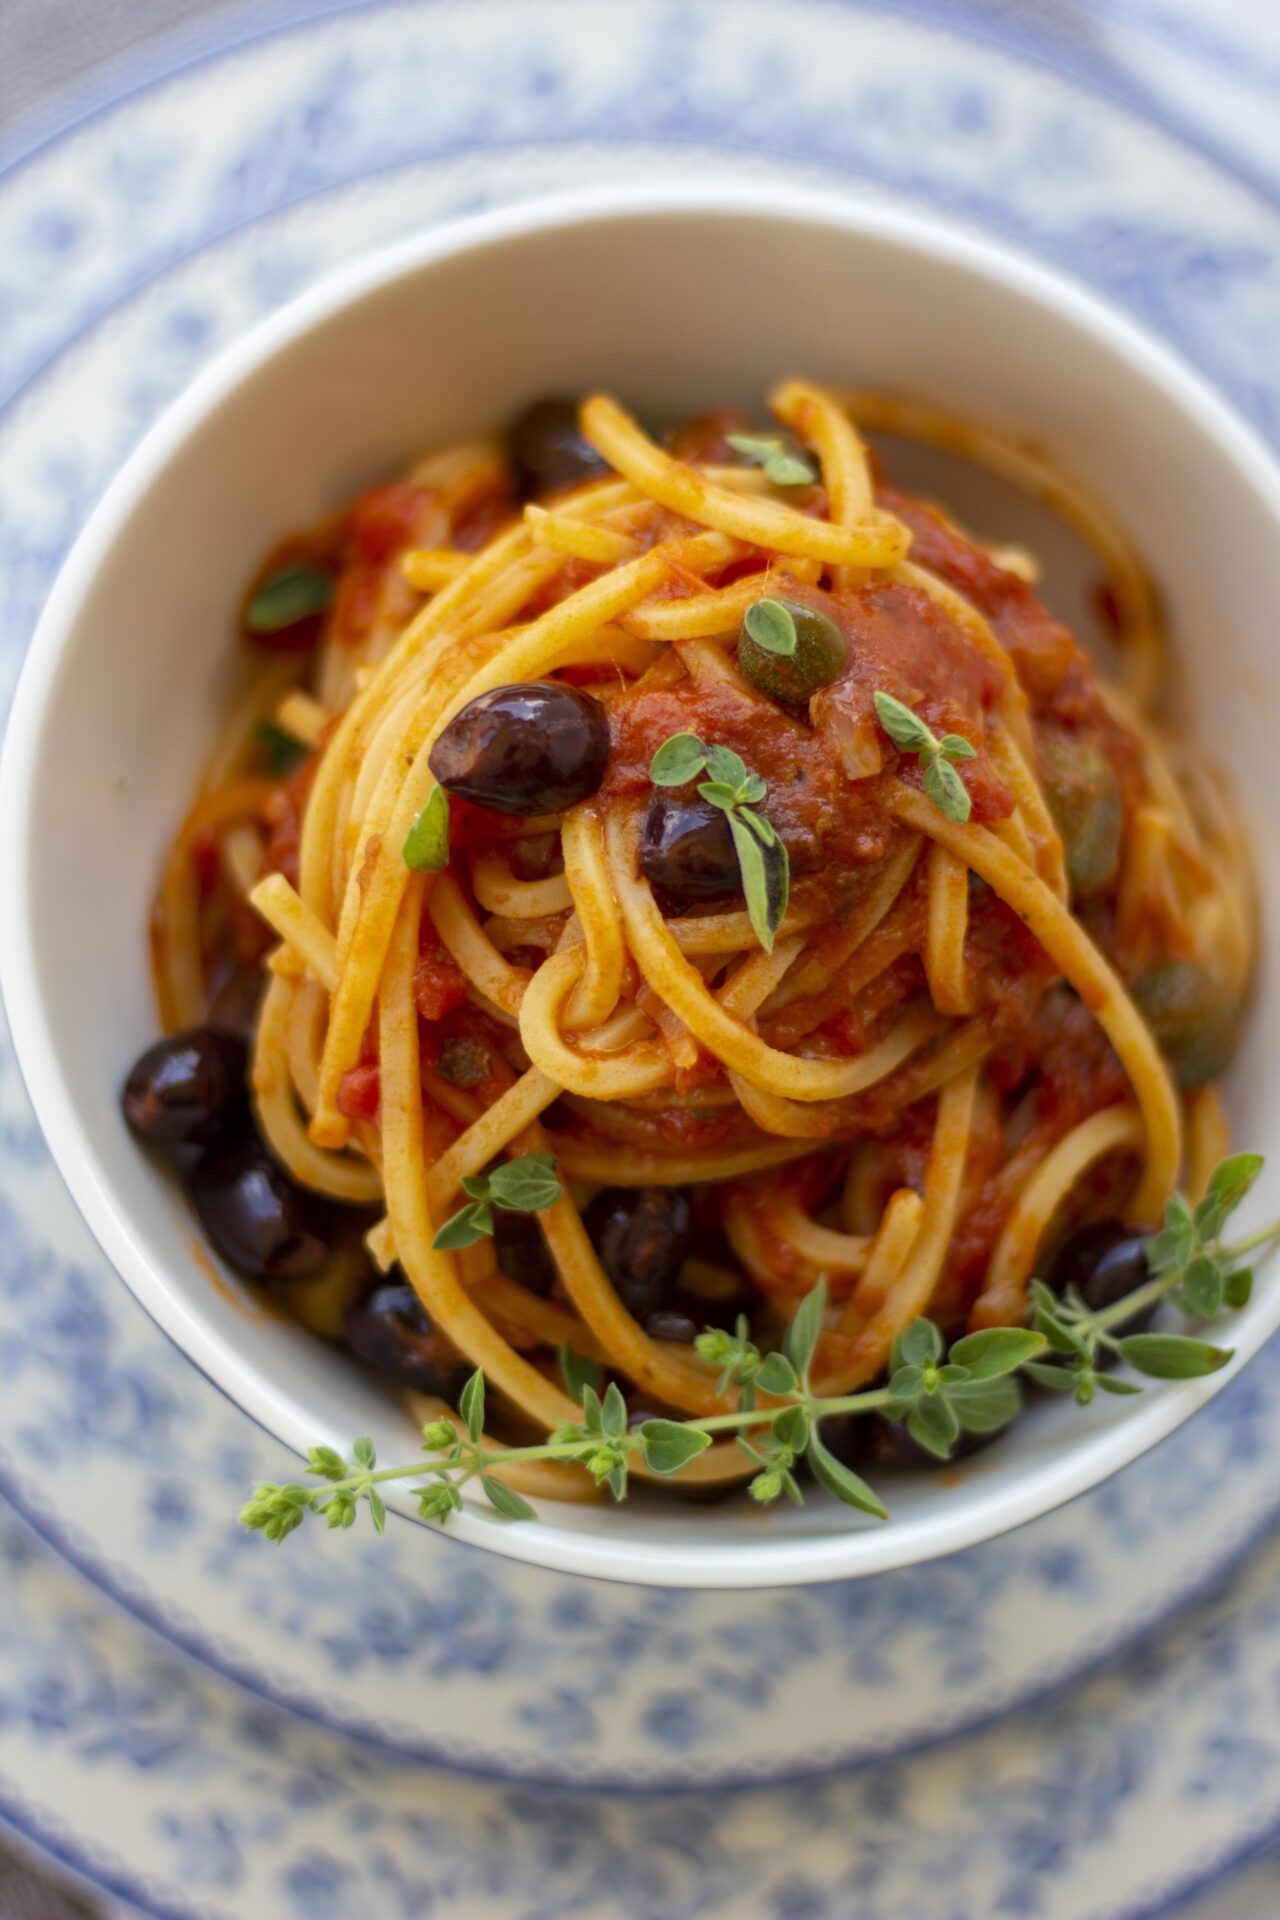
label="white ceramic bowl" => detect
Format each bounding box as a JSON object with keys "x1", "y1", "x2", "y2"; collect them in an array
[{"x1": 4, "y1": 181, "x2": 1280, "y2": 1589}]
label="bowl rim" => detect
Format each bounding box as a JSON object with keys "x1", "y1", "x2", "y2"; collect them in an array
[{"x1": 5, "y1": 176, "x2": 1280, "y2": 1589}]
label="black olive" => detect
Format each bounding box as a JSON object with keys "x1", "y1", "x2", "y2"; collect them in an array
[
  {"x1": 510, "y1": 399, "x2": 608, "y2": 501},
  {"x1": 428, "y1": 683, "x2": 609, "y2": 816},
  {"x1": 737, "y1": 597, "x2": 846, "y2": 706},
  {"x1": 583, "y1": 1187, "x2": 694, "y2": 1319},
  {"x1": 643, "y1": 1307, "x2": 700, "y2": 1345},
  {"x1": 817, "y1": 1410, "x2": 1006, "y2": 1475},
  {"x1": 190, "y1": 1139, "x2": 333, "y2": 1280},
  {"x1": 493, "y1": 1207, "x2": 557, "y2": 1297},
  {"x1": 122, "y1": 1027, "x2": 249, "y2": 1148},
  {"x1": 344, "y1": 1276, "x2": 469, "y2": 1398},
  {"x1": 639, "y1": 792, "x2": 741, "y2": 904},
  {"x1": 1039, "y1": 730, "x2": 1123, "y2": 897},
  {"x1": 1133, "y1": 962, "x2": 1242, "y2": 1089},
  {"x1": 1043, "y1": 1219, "x2": 1157, "y2": 1329}
]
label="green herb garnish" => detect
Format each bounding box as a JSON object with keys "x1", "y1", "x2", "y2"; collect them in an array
[
  {"x1": 239, "y1": 1154, "x2": 1276, "y2": 1546},
  {"x1": 725, "y1": 432, "x2": 818, "y2": 488},
  {"x1": 873, "y1": 690, "x2": 977, "y2": 824},
  {"x1": 245, "y1": 562, "x2": 333, "y2": 634},
  {"x1": 403, "y1": 786, "x2": 451, "y2": 873},
  {"x1": 1026, "y1": 1151, "x2": 1272, "y2": 1402},
  {"x1": 559, "y1": 1343, "x2": 605, "y2": 1404},
  {"x1": 253, "y1": 721, "x2": 309, "y2": 777},
  {"x1": 431, "y1": 1152, "x2": 563, "y2": 1250},
  {"x1": 648, "y1": 733, "x2": 790, "y2": 951},
  {"x1": 741, "y1": 597, "x2": 798, "y2": 657}
]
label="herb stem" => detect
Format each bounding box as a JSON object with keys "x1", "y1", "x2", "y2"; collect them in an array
[
  {"x1": 295, "y1": 1385, "x2": 904, "y2": 1508},
  {"x1": 690, "y1": 1386, "x2": 897, "y2": 1433},
  {"x1": 1089, "y1": 1270, "x2": 1179, "y2": 1334},
  {"x1": 1221, "y1": 1218, "x2": 1280, "y2": 1261},
  {"x1": 1088, "y1": 1212, "x2": 1280, "y2": 1336}
]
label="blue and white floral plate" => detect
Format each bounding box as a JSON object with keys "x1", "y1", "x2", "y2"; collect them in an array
[
  {"x1": 3, "y1": 1493, "x2": 1280, "y2": 1920},
  {"x1": 3, "y1": 0, "x2": 1280, "y2": 1908}
]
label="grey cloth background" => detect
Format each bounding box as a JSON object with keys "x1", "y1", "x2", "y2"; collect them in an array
[{"x1": 3, "y1": 0, "x2": 252, "y2": 129}]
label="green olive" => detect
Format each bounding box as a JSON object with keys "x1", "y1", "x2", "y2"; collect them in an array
[
  {"x1": 1040, "y1": 730, "x2": 1123, "y2": 897},
  {"x1": 737, "y1": 596, "x2": 846, "y2": 706},
  {"x1": 1132, "y1": 961, "x2": 1243, "y2": 1088}
]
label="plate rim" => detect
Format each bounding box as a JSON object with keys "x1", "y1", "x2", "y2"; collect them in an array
[{"x1": 3, "y1": 0, "x2": 1279, "y2": 217}]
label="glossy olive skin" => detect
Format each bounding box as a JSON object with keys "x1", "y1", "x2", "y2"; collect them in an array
[
  {"x1": 1133, "y1": 961, "x2": 1243, "y2": 1088},
  {"x1": 639, "y1": 792, "x2": 740, "y2": 904},
  {"x1": 428, "y1": 683, "x2": 609, "y2": 816},
  {"x1": 1043, "y1": 1219, "x2": 1157, "y2": 1331},
  {"x1": 583, "y1": 1187, "x2": 695, "y2": 1320},
  {"x1": 191, "y1": 1139, "x2": 332, "y2": 1280},
  {"x1": 493, "y1": 1207, "x2": 557, "y2": 1298},
  {"x1": 122, "y1": 1027, "x2": 249, "y2": 1148},
  {"x1": 818, "y1": 1410, "x2": 1004, "y2": 1474},
  {"x1": 643, "y1": 1307, "x2": 700, "y2": 1345},
  {"x1": 510, "y1": 399, "x2": 608, "y2": 500},
  {"x1": 1040, "y1": 731, "x2": 1123, "y2": 896},
  {"x1": 737, "y1": 598, "x2": 846, "y2": 707},
  {"x1": 344, "y1": 1278, "x2": 469, "y2": 1398}
]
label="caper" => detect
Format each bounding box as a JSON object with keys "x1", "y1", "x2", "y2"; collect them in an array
[
  {"x1": 1133, "y1": 961, "x2": 1243, "y2": 1088},
  {"x1": 737, "y1": 596, "x2": 846, "y2": 706},
  {"x1": 1039, "y1": 730, "x2": 1123, "y2": 896}
]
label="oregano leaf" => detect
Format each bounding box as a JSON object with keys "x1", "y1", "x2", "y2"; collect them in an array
[
  {"x1": 808, "y1": 1431, "x2": 888, "y2": 1518},
  {"x1": 403, "y1": 785, "x2": 451, "y2": 872},
  {"x1": 649, "y1": 732, "x2": 708, "y2": 786},
  {"x1": 459, "y1": 1369, "x2": 485, "y2": 1441},
  {"x1": 638, "y1": 1420, "x2": 713, "y2": 1475},
  {"x1": 742, "y1": 598, "x2": 799, "y2": 657},
  {"x1": 480, "y1": 1475, "x2": 537, "y2": 1520},
  {"x1": 783, "y1": 1277, "x2": 827, "y2": 1382}
]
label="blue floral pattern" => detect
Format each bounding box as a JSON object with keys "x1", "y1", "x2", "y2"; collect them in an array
[
  {"x1": 3, "y1": 0, "x2": 1280, "y2": 1910},
  {"x1": 2, "y1": 1498, "x2": 1280, "y2": 1919}
]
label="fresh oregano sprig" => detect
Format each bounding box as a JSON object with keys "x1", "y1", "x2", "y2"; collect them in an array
[
  {"x1": 431, "y1": 1151, "x2": 562, "y2": 1250},
  {"x1": 1026, "y1": 1151, "x2": 1275, "y2": 1404},
  {"x1": 724, "y1": 431, "x2": 817, "y2": 488},
  {"x1": 648, "y1": 732, "x2": 790, "y2": 950},
  {"x1": 240, "y1": 1154, "x2": 1275, "y2": 1547},
  {"x1": 873, "y1": 690, "x2": 976, "y2": 824}
]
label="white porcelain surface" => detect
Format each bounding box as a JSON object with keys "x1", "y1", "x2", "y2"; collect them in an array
[{"x1": 6, "y1": 179, "x2": 1280, "y2": 1590}]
